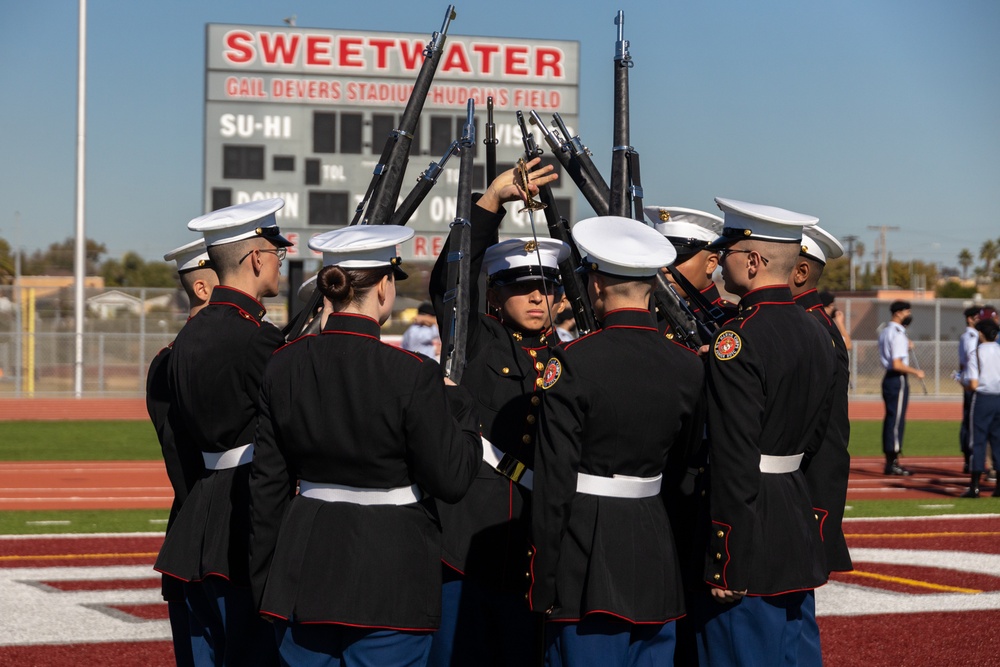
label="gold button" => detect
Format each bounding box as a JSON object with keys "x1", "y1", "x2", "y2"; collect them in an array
[
  {"x1": 530, "y1": 350, "x2": 537, "y2": 357},
  {"x1": 814, "y1": 514, "x2": 819, "y2": 521},
  {"x1": 535, "y1": 378, "x2": 544, "y2": 387},
  {"x1": 502, "y1": 367, "x2": 510, "y2": 375},
  {"x1": 527, "y1": 550, "x2": 534, "y2": 557},
  {"x1": 698, "y1": 467, "x2": 705, "y2": 473},
  {"x1": 522, "y1": 435, "x2": 532, "y2": 444},
  {"x1": 526, "y1": 414, "x2": 536, "y2": 424},
  {"x1": 539, "y1": 334, "x2": 546, "y2": 343},
  {"x1": 525, "y1": 571, "x2": 531, "y2": 578},
  {"x1": 535, "y1": 362, "x2": 544, "y2": 371},
  {"x1": 716, "y1": 530, "x2": 724, "y2": 538},
  {"x1": 715, "y1": 552, "x2": 722, "y2": 561},
  {"x1": 713, "y1": 574, "x2": 721, "y2": 581},
  {"x1": 701, "y1": 490, "x2": 707, "y2": 497},
  {"x1": 531, "y1": 396, "x2": 541, "y2": 406}
]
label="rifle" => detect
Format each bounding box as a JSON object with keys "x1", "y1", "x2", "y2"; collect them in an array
[
  {"x1": 351, "y1": 5, "x2": 456, "y2": 226},
  {"x1": 484, "y1": 96, "x2": 498, "y2": 184},
  {"x1": 529, "y1": 110, "x2": 610, "y2": 215},
  {"x1": 440, "y1": 100, "x2": 476, "y2": 383},
  {"x1": 666, "y1": 266, "x2": 729, "y2": 331},
  {"x1": 282, "y1": 280, "x2": 323, "y2": 342},
  {"x1": 389, "y1": 141, "x2": 459, "y2": 226},
  {"x1": 515, "y1": 111, "x2": 597, "y2": 335},
  {"x1": 609, "y1": 10, "x2": 644, "y2": 221}
]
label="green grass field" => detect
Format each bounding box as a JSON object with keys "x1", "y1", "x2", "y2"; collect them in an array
[
  {"x1": 0, "y1": 421, "x2": 160, "y2": 460},
  {"x1": 0, "y1": 419, "x2": 963, "y2": 461},
  {"x1": 0, "y1": 419, "x2": 985, "y2": 535}
]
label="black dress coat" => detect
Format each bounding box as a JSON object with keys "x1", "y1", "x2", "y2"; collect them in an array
[
  {"x1": 248, "y1": 312, "x2": 482, "y2": 630},
  {"x1": 530, "y1": 308, "x2": 706, "y2": 622},
  {"x1": 154, "y1": 286, "x2": 284, "y2": 586},
  {"x1": 703, "y1": 285, "x2": 837, "y2": 595}
]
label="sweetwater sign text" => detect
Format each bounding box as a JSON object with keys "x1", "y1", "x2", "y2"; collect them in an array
[{"x1": 204, "y1": 23, "x2": 580, "y2": 262}]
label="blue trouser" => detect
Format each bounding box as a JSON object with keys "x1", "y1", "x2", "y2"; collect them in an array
[
  {"x1": 694, "y1": 590, "x2": 811, "y2": 667},
  {"x1": 797, "y1": 591, "x2": 822, "y2": 667},
  {"x1": 168, "y1": 599, "x2": 196, "y2": 667},
  {"x1": 183, "y1": 577, "x2": 278, "y2": 666},
  {"x1": 882, "y1": 372, "x2": 909, "y2": 459},
  {"x1": 971, "y1": 393, "x2": 1000, "y2": 472},
  {"x1": 427, "y1": 570, "x2": 538, "y2": 667},
  {"x1": 961, "y1": 388, "x2": 974, "y2": 458},
  {"x1": 274, "y1": 622, "x2": 431, "y2": 667},
  {"x1": 544, "y1": 616, "x2": 676, "y2": 667}
]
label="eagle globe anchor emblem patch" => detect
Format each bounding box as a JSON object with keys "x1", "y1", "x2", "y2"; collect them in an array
[
  {"x1": 714, "y1": 331, "x2": 742, "y2": 361},
  {"x1": 541, "y1": 358, "x2": 562, "y2": 389}
]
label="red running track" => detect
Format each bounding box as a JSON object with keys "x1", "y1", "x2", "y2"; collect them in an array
[{"x1": 0, "y1": 454, "x2": 983, "y2": 512}]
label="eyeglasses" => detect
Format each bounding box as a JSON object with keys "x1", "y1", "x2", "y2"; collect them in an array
[
  {"x1": 719, "y1": 248, "x2": 769, "y2": 266},
  {"x1": 239, "y1": 247, "x2": 287, "y2": 264}
]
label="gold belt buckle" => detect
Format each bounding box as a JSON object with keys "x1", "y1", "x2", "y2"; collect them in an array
[{"x1": 496, "y1": 454, "x2": 527, "y2": 483}]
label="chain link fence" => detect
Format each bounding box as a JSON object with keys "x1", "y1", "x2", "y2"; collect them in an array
[{"x1": 0, "y1": 285, "x2": 981, "y2": 398}]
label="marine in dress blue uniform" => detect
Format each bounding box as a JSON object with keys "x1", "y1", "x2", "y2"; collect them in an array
[
  {"x1": 426, "y1": 162, "x2": 567, "y2": 667},
  {"x1": 694, "y1": 198, "x2": 837, "y2": 667},
  {"x1": 248, "y1": 226, "x2": 483, "y2": 666},
  {"x1": 146, "y1": 239, "x2": 216, "y2": 667},
  {"x1": 645, "y1": 204, "x2": 736, "y2": 664},
  {"x1": 154, "y1": 198, "x2": 293, "y2": 666},
  {"x1": 530, "y1": 216, "x2": 707, "y2": 667},
  {"x1": 790, "y1": 224, "x2": 854, "y2": 665},
  {"x1": 878, "y1": 300, "x2": 923, "y2": 475},
  {"x1": 645, "y1": 205, "x2": 738, "y2": 338},
  {"x1": 961, "y1": 319, "x2": 1000, "y2": 497}
]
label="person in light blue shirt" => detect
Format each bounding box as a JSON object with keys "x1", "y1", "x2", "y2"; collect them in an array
[
  {"x1": 962, "y1": 319, "x2": 1000, "y2": 497},
  {"x1": 958, "y1": 307, "x2": 981, "y2": 472},
  {"x1": 401, "y1": 302, "x2": 441, "y2": 361},
  {"x1": 878, "y1": 300, "x2": 924, "y2": 476}
]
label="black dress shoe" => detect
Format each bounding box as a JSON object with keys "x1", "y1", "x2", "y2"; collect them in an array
[{"x1": 884, "y1": 463, "x2": 912, "y2": 477}]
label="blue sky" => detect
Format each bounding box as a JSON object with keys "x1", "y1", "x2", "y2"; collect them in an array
[{"x1": 1, "y1": 0, "x2": 998, "y2": 270}]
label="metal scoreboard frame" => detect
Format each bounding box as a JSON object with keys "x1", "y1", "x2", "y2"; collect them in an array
[{"x1": 203, "y1": 22, "x2": 580, "y2": 264}]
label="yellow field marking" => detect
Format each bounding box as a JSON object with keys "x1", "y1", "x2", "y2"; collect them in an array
[
  {"x1": 844, "y1": 569, "x2": 982, "y2": 594},
  {"x1": 845, "y1": 531, "x2": 1000, "y2": 539},
  {"x1": 0, "y1": 552, "x2": 158, "y2": 562}
]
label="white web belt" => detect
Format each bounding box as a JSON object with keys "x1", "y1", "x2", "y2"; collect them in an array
[
  {"x1": 576, "y1": 472, "x2": 662, "y2": 498},
  {"x1": 298, "y1": 480, "x2": 422, "y2": 506},
  {"x1": 202, "y1": 443, "x2": 253, "y2": 470},
  {"x1": 482, "y1": 437, "x2": 534, "y2": 490},
  {"x1": 759, "y1": 453, "x2": 804, "y2": 474}
]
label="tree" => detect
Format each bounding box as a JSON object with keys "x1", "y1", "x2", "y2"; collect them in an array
[
  {"x1": 981, "y1": 240, "x2": 998, "y2": 281},
  {"x1": 0, "y1": 238, "x2": 13, "y2": 284},
  {"x1": 958, "y1": 248, "x2": 974, "y2": 280},
  {"x1": 101, "y1": 252, "x2": 176, "y2": 288},
  {"x1": 22, "y1": 238, "x2": 107, "y2": 275},
  {"x1": 817, "y1": 257, "x2": 850, "y2": 291}
]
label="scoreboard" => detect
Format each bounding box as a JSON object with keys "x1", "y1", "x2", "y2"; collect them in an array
[{"x1": 204, "y1": 23, "x2": 580, "y2": 265}]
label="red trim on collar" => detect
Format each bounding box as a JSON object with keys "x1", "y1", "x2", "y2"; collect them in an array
[{"x1": 213, "y1": 284, "x2": 265, "y2": 309}]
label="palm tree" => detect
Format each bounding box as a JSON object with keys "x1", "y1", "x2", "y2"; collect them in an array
[
  {"x1": 981, "y1": 240, "x2": 998, "y2": 281},
  {"x1": 958, "y1": 248, "x2": 974, "y2": 280}
]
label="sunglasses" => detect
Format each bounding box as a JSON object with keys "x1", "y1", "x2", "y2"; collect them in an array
[
  {"x1": 239, "y1": 246, "x2": 287, "y2": 264},
  {"x1": 718, "y1": 248, "x2": 769, "y2": 266}
]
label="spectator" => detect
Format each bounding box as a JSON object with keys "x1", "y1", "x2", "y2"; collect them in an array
[
  {"x1": 959, "y1": 306, "x2": 981, "y2": 472},
  {"x1": 878, "y1": 300, "x2": 924, "y2": 476},
  {"x1": 554, "y1": 306, "x2": 577, "y2": 342},
  {"x1": 819, "y1": 291, "x2": 852, "y2": 351},
  {"x1": 401, "y1": 301, "x2": 441, "y2": 360},
  {"x1": 961, "y1": 318, "x2": 1000, "y2": 498}
]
